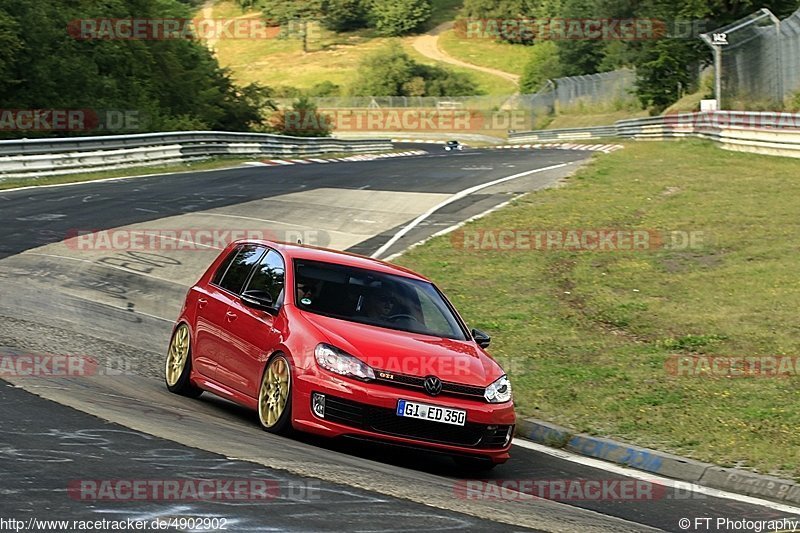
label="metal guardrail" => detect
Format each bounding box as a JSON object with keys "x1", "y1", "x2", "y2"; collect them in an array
[
  {"x1": 509, "y1": 112, "x2": 800, "y2": 158},
  {"x1": 509, "y1": 125, "x2": 617, "y2": 142},
  {"x1": 0, "y1": 131, "x2": 393, "y2": 180}
]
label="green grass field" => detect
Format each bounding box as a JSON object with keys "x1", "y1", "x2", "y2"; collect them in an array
[
  {"x1": 437, "y1": 29, "x2": 529, "y2": 76},
  {"x1": 207, "y1": 1, "x2": 514, "y2": 95},
  {"x1": 396, "y1": 140, "x2": 800, "y2": 479}
]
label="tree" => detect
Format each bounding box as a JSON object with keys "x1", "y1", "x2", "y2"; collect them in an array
[
  {"x1": 349, "y1": 42, "x2": 479, "y2": 96},
  {"x1": 322, "y1": 0, "x2": 368, "y2": 31},
  {"x1": 270, "y1": 96, "x2": 332, "y2": 137},
  {"x1": 0, "y1": 0, "x2": 270, "y2": 137},
  {"x1": 368, "y1": 0, "x2": 432, "y2": 36},
  {"x1": 350, "y1": 42, "x2": 415, "y2": 95},
  {"x1": 256, "y1": 0, "x2": 324, "y2": 52},
  {"x1": 520, "y1": 42, "x2": 563, "y2": 93}
]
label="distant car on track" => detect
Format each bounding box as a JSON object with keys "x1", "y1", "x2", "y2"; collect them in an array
[
  {"x1": 444, "y1": 140, "x2": 464, "y2": 151},
  {"x1": 165, "y1": 240, "x2": 514, "y2": 468}
]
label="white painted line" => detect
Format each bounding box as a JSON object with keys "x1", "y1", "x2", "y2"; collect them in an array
[
  {"x1": 243, "y1": 162, "x2": 271, "y2": 167},
  {"x1": 270, "y1": 160, "x2": 294, "y2": 166},
  {"x1": 513, "y1": 439, "x2": 800, "y2": 515},
  {"x1": 371, "y1": 162, "x2": 572, "y2": 259},
  {"x1": 383, "y1": 197, "x2": 516, "y2": 262},
  {"x1": 308, "y1": 159, "x2": 330, "y2": 163},
  {"x1": 288, "y1": 159, "x2": 312, "y2": 164}
]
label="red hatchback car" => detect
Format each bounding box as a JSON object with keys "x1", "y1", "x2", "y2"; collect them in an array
[{"x1": 165, "y1": 240, "x2": 515, "y2": 467}]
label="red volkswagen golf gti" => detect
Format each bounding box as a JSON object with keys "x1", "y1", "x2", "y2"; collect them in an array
[{"x1": 165, "y1": 240, "x2": 515, "y2": 467}]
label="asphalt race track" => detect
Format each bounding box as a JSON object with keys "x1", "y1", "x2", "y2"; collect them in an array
[{"x1": 1, "y1": 146, "x2": 798, "y2": 532}]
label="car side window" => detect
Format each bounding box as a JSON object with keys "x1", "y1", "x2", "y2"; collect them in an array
[
  {"x1": 215, "y1": 245, "x2": 266, "y2": 295},
  {"x1": 211, "y1": 247, "x2": 241, "y2": 286},
  {"x1": 244, "y1": 249, "x2": 286, "y2": 305}
]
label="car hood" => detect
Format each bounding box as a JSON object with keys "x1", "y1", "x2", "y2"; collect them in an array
[{"x1": 301, "y1": 312, "x2": 503, "y2": 386}]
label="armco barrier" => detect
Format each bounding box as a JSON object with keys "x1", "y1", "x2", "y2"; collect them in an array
[
  {"x1": 510, "y1": 111, "x2": 800, "y2": 159},
  {"x1": 0, "y1": 131, "x2": 392, "y2": 180}
]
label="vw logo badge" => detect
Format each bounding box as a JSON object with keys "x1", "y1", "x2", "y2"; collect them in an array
[{"x1": 423, "y1": 375, "x2": 442, "y2": 396}]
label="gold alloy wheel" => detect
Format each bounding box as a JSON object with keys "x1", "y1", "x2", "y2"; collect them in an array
[
  {"x1": 259, "y1": 356, "x2": 290, "y2": 428},
  {"x1": 165, "y1": 324, "x2": 190, "y2": 387}
]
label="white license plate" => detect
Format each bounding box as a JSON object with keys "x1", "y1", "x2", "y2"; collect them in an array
[{"x1": 396, "y1": 399, "x2": 466, "y2": 426}]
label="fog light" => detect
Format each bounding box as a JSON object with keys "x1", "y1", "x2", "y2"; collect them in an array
[
  {"x1": 311, "y1": 392, "x2": 325, "y2": 418},
  {"x1": 505, "y1": 426, "x2": 514, "y2": 446}
]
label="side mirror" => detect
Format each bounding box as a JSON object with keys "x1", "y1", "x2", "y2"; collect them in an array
[
  {"x1": 472, "y1": 328, "x2": 491, "y2": 349},
  {"x1": 241, "y1": 290, "x2": 276, "y2": 313}
]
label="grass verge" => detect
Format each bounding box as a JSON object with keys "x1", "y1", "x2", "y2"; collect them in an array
[
  {"x1": 437, "y1": 29, "x2": 529, "y2": 76},
  {"x1": 396, "y1": 140, "x2": 800, "y2": 479}
]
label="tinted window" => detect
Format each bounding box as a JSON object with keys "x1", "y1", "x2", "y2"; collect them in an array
[
  {"x1": 216, "y1": 245, "x2": 266, "y2": 294},
  {"x1": 294, "y1": 260, "x2": 467, "y2": 340},
  {"x1": 211, "y1": 247, "x2": 240, "y2": 286},
  {"x1": 244, "y1": 249, "x2": 286, "y2": 305}
]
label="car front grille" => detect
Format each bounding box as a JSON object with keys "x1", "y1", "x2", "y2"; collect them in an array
[
  {"x1": 374, "y1": 372, "x2": 486, "y2": 400},
  {"x1": 321, "y1": 395, "x2": 511, "y2": 449}
]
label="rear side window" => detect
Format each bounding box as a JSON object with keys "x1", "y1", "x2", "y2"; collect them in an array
[
  {"x1": 214, "y1": 245, "x2": 266, "y2": 294},
  {"x1": 244, "y1": 249, "x2": 286, "y2": 305}
]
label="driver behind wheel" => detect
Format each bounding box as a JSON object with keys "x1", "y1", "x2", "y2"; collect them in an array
[{"x1": 364, "y1": 289, "x2": 399, "y2": 321}]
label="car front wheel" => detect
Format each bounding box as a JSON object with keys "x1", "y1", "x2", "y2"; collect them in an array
[{"x1": 258, "y1": 353, "x2": 293, "y2": 434}]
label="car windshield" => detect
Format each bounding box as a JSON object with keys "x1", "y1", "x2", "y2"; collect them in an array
[{"x1": 294, "y1": 259, "x2": 467, "y2": 340}]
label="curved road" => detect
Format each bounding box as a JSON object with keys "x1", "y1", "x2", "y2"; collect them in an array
[{"x1": 1, "y1": 147, "x2": 798, "y2": 532}]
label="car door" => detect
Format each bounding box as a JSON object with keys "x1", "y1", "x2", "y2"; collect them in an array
[
  {"x1": 194, "y1": 244, "x2": 266, "y2": 383},
  {"x1": 216, "y1": 248, "x2": 286, "y2": 397}
]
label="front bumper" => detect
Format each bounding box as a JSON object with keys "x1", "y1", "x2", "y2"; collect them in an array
[{"x1": 293, "y1": 370, "x2": 515, "y2": 463}]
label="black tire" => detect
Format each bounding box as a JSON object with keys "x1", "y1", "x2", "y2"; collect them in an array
[
  {"x1": 257, "y1": 353, "x2": 293, "y2": 435},
  {"x1": 164, "y1": 323, "x2": 203, "y2": 398}
]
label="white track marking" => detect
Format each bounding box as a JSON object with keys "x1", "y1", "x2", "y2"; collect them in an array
[
  {"x1": 370, "y1": 162, "x2": 572, "y2": 258},
  {"x1": 513, "y1": 438, "x2": 800, "y2": 515},
  {"x1": 382, "y1": 198, "x2": 515, "y2": 262}
]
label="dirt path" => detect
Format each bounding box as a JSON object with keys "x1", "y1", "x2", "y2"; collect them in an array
[{"x1": 411, "y1": 22, "x2": 520, "y2": 85}]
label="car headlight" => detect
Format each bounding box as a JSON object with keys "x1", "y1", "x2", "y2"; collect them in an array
[
  {"x1": 485, "y1": 375, "x2": 512, "y2": 403},
  {"x1": 314, "y1": 343, "x2": 375, "y2": 381}
]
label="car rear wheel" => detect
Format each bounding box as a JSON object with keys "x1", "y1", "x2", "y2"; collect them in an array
[
  {"x1": 165, "y1": 323, "x2": 203, "y2": 398},
  {"x1": 258, "y1": 354, "x2": 293, "y2": 434}
]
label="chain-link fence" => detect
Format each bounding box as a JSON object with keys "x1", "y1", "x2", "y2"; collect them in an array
[
  {"x1": 703, "y1": 8, "x2": 800, "y2": 109},
  {"x1": 276, "y1": 69, "x2": 637, "y2": 113},
  {"x1": 781, "y1": 9, "x2": 800, "y2": 104},
  {"x1": 550, "y1": 69, "x2": 637, "y2": 111}
]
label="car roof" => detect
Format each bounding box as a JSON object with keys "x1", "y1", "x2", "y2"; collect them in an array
[{"x1": 239, "y1": 239, "x2": 430, "y2": 282}]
